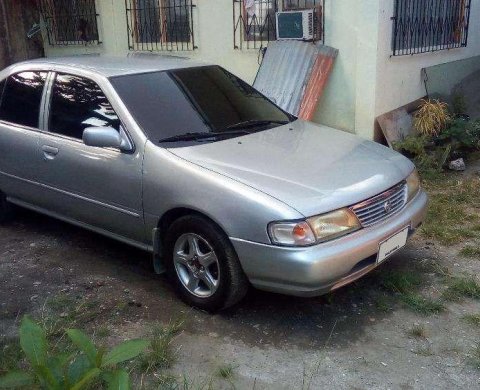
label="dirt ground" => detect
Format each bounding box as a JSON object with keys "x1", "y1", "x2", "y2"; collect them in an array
[{"x1": 1, "y1": 199, "x2": 480, "y2": 388}]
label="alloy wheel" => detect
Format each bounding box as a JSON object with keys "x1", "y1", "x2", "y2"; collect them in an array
[{"x1": 173, "y1": 233, "x2": 220, "y2": 298}]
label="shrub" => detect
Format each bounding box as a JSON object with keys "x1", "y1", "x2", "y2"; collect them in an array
[
  {"x1": 413, "y1": 99, "x2": 451, "y2": 136},
  {"x1": 0, "y1": 316, "x2": 148, "y2": 389}
]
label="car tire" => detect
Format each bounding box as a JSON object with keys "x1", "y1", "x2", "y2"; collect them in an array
[
  {"x1": 164, "y1": 214, "x2": 249, "y2": 312},
  {"x1": 0, "y1": 191, "x2": 14, "y2": 224}
]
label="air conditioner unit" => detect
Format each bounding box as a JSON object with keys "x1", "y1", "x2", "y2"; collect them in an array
[{"x1": 276, "y1": 9, "x2": 315, "y2": 41}]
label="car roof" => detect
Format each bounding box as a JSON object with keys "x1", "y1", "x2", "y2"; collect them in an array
[{"x1": 11, "y1": 55, "x2": 210, "y2": 78}]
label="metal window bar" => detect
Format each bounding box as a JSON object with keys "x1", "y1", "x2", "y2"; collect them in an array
[
  {"x1": 233, "y1": 0, "x2": 324, "y2": 50},
  {"x1": 125, "y1": 0, "x2": 196, "y2": 51},
  {"x1": 233, "y1": 0, "x2": 278, "y2": 49},
  {"x1": 39, "y1": 0, "x2": 100, "y2": 45},
  {"x1": 392, "y1": 0, "x2": 471, "y2": 56}
]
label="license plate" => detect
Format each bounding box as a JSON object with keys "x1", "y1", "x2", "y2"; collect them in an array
[{"x1": 377, "y1": 227, "x2": 409, "y2": 264}]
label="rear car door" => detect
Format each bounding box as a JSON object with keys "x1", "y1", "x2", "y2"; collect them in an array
[
  {"x1": 0, "y1": 71, "x2": 47, "y2": 204},
  {"x1": 36, "y1": 72, "x2": 145, "y2": 244}
]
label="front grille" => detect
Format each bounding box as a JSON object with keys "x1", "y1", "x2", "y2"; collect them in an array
[{"x1": 350, "y1": 182, "x2": 407, "y2": 227}]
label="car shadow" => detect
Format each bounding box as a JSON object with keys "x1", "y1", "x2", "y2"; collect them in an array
[{"x1": 1, "y1": 208, "x2": 429, "y2": 349}]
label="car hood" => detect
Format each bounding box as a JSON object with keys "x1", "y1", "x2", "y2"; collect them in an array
[{"x1": 167, "y1": 120, "x2": 414, "y2": 217}]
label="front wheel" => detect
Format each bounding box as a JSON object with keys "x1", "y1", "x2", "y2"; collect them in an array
[{"x1": 164, "y1": 215, "x2": 249, "y2": 312}]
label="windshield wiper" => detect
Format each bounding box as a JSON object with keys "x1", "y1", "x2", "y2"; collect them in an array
[
  {"x1": 159, "y1": 130, "x2": 250, "y2": 143},
  {"x1": 224, "y1": 119, "x2": 290, "y2": 131}
]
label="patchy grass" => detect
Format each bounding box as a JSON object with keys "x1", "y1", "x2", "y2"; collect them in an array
[
  {"x1": 0, "y1": 341, "x2": 23, "y2": 375},
  {"x1": 401, "y1": 293, "x2": 445, "y2": 315},
  {"x1": 380, "y1": 270, "x2": 423, "y2": 294},
  {"x1": 462, "y1": 313, "x2": 480, "y2": 327},
  {"x1": 407, "y1": 324, "x2": 428, "y2": 339},
  {"x1": 378, "y1": 270, "x2": 444, "y2": 315},
  {"x1": 413, "y1": 346, "x2": 434, "y2": 357},
  {"x1": 216, "y1": 363, "x2": 235, "y2": 380},
  {"x1": 460, "y1": 245, "x2": 480, "y2": 258},
  {"x1": 95, "y1": 325, "x2": 111, "y2": 339},
  {"x1": 469, "y1": 343, "x2": 480, "y2": 369},
  {"x1": 373, "y1": 294, "x2": 393, "y2": 313},
  {"x1": 421, "y1": 175, "x2": 480, "y2": 245},
  {"x1": 442, "y1": 275, "x2": 480, "y2": 301},
  {"x1": 139, "y1": 319, "x2": 184, "y2": 374}
]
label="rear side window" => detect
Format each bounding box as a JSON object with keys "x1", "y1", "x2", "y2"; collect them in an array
[
  {"x1": 49, "y1": 73, "x2": 120, "y2": 139},
  {"x1": 0, "y1": 71, "x2": 47, "y2": 128}
]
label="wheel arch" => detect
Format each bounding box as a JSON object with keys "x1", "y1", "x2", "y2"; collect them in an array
[{"x1": 152, "y1": 207, "x2": 233, "y2": 273}]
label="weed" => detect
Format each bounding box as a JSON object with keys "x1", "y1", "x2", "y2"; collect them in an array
[
  {"x1": 469, "y1": 343, "x2": 480, "y2": 369},
  {"x1": 216, "y1": 364, "x2": 235, "y2": 380},
  {"x1": 421, "y1": 176, "x2": 480, "y2": 245},
  {"x1": 0, "y1": 316, "x2": 148, "y2": 389},
  {"x1": 0, "y1": 341, "x2": 23, "y2": 375},
  {"x1": 407, "y1": 324, "x2": 427, "y2": 339},
  {"x1": 413, "y1": 99, "x2": 451, "y2": 136},
  {"x1": 139, "y1": 319, "x2": 184, "y2": 374},
  {"x1": 413, "y1": 346, "x2": 434, "y2": 357},
  {"x1": 400, "y1": 293, "x2": 445, "y2": 315},
  {"x1": 374, "y1": 294, "x2": 393, "y2": 313},
  {"x1": 95, "y1": 326, "x2": 111, "y2": 339},
  {"x1": 460, "y1": 245, "x2": 480, "y2": 258},
  {"x1": 380, "y1": 270, "x2": 422, "y2": 294},
  {"x1": 442, "y1": 275, "x2": 480, "y2": 301},
  {"x1": 462, "y1": 313, "x2": 480, "y2": 327}
]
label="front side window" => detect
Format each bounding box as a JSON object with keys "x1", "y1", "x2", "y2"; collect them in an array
[
  {"x1": 0, "y1": 72, "x2": 48, "y2": 128},
  {"x1": 49, "y1": 74, "x2": 120, "y2": 139},
  {"x1": 392, "y1": 0, "x2": 472, "y2": 56},
  {"x1": 39, "y1": 0, "x2": 100, "y2": 45},
  {"x1": 126, "y1": 0, "x2": 194, "y2": 51},
  {"x1": 110, "y1": 66, "x2": 293, "y2": 145}
]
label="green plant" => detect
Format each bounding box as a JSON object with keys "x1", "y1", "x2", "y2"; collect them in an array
[
  {"x1": 414, "y1": 99, "x2": 451, "y2": 136},
  {"x1": 407, "y1": 324, "x2": 427, "y2": 339},
  {"x1": 139, "y1": 319, "x2": 183, "y2": 373},
  {"x1": 216, "y1": 364, "x2": 235, "y2": 380},
  {"x1": 462, "y1": 313, "x2": 480, "y2": 327},
  {"x1": 437, "y1": 119, "x2": 480, "y2": 151},
  {"x1": 0, "y1": 316, "x2": 148, "y2": 389},
  {"x1": 442, "y1": 275, "x2": 480, "y2": 301},
  {"x1": 393, "y1": 135, "x2": 450, "y2": 172},
  {"x1": 451, "y1": 93, "x2": 467, "y2": 115}
]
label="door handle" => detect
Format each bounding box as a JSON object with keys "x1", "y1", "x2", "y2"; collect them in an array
[{"x1": 42, "y1": 145, "x2": 59, "y2": 160}]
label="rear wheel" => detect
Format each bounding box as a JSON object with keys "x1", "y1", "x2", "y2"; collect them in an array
[
  {"x1": 164, "y1": 215, "x2": 249, "y2": 312},
  {"x1": 0, "y1": 191, "x2": 14, "y2": 224}
]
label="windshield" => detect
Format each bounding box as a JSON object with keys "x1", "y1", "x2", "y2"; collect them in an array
[{"x1": 110, "y1": 66, "x2": 294, "y2": 144}]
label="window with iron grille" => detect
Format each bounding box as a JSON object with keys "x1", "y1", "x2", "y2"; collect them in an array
[
  {"x1": 125, "y1": 0, "x2": 196, "y2": 51},
  {"x1": 39, "y1": 0, "x2": 100, "y2": 45},
  {"x1": 392, "y1": 0, "x2": 471, "y2": 56},
  {"x1": 233, "y1": 0, "x2": 324, "y2": 49}
]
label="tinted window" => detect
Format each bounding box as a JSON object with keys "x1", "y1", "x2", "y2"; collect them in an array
[
  {"x1": 49, "y1": 74, "x2": 120, "y2": 139},
  {"x1": 110, "y1": 66, "x2": 293, "y2": 143},
  {"x1": 0, "y1": 71, "x2": 47, "y2": 128}
]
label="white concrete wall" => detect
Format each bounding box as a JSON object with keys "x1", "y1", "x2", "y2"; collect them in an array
[
  {"x1": 375, "y1": 0, "x2": 480, "y2": 118},
  {"x1": 312, "y1": 0, "x2": 380, "y2": 138},
  {"x1": 44, "y1": 0, "x2": 260, "y2": 82},
  {"x1": 42, "y1": 0, "x2": 480, "y2": 139}
]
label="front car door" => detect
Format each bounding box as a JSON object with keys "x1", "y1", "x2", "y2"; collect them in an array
[
  {"x1": 35, "y1": 72, "x2": 145, "y2": 245},
  {"x1": 0, "y1": 70, "x2": 47, "y2": 204}
]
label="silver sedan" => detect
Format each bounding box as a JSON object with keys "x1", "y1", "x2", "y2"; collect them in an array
[{"x1": 0, "y1": 56, "x2": 427, "y2": 311}]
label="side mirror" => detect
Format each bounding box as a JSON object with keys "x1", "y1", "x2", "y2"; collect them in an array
[{"x1": 82, "y1": 126, "x2": 133, "y2": 152}]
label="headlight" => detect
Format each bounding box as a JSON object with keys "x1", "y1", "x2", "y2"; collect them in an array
[
  {"x1": 406, "y1": 169, "x2": 420, "y2": 202},
  {"x1": 307, "y1": 209, "x2": 361, "y2": 243},
  {"x1": 268, "y1": 208, "x2": 361, "y2": 247}
]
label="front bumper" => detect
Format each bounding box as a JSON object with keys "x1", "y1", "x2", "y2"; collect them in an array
[{"x1": 230, "y1": 189, "x2": 428, "y2": 297}]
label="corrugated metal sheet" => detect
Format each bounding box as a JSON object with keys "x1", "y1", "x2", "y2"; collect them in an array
[{"x1": 253, "y1": 40, "x2": 338, "y2": 118}]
